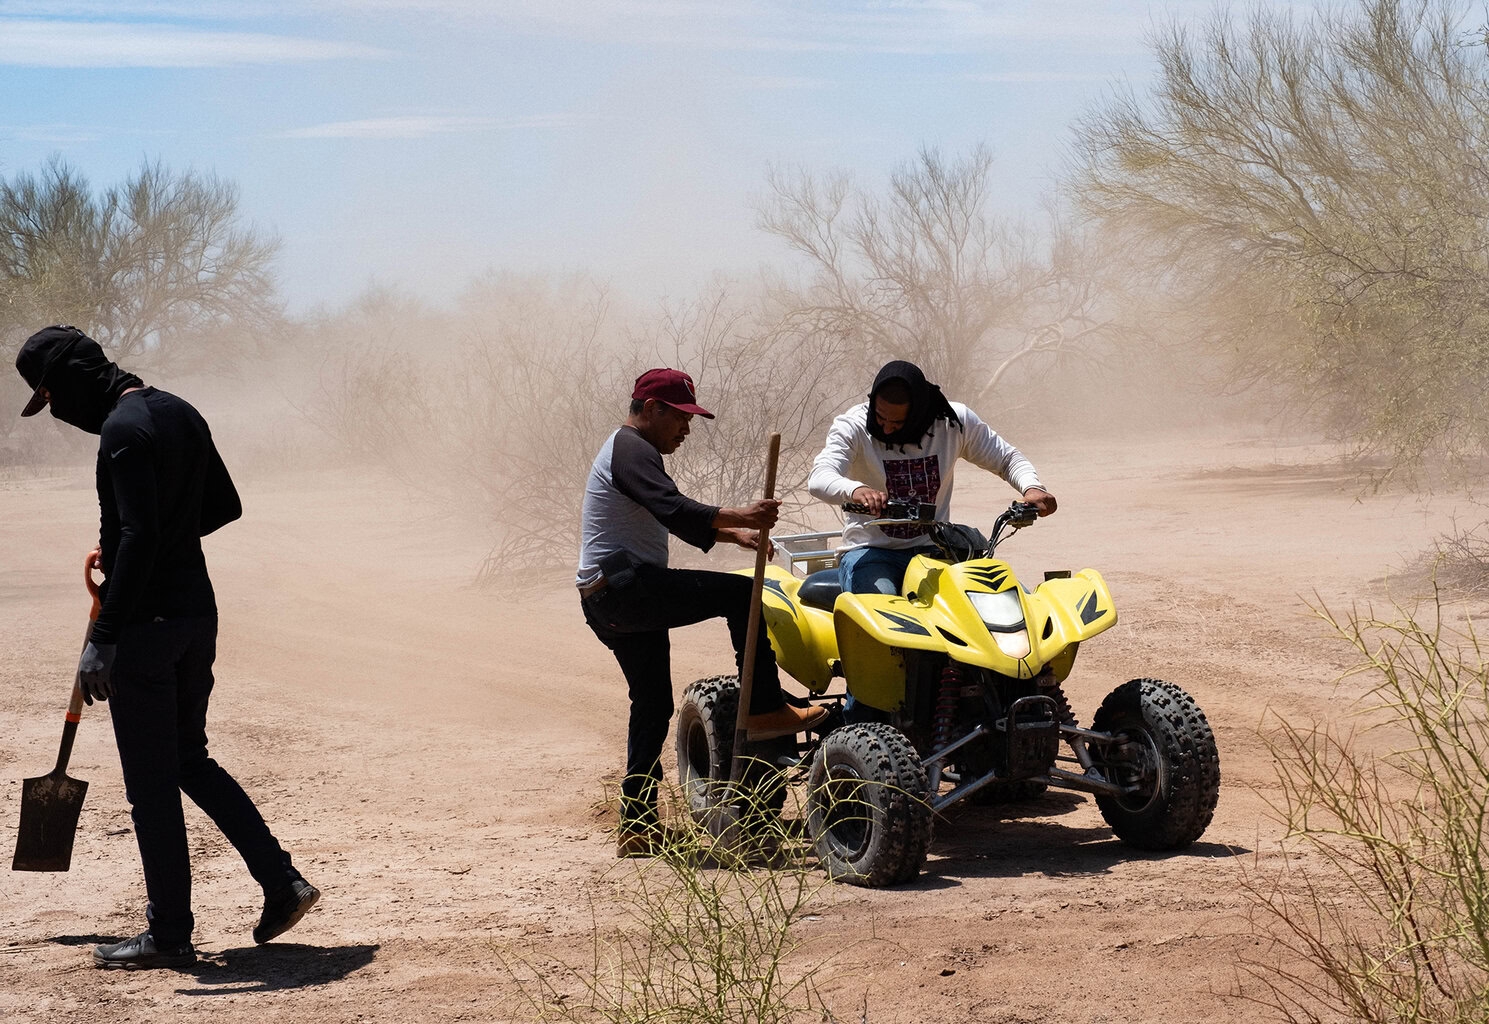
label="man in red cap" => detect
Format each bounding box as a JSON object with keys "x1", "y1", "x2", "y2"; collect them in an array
[{"x1": 578, "y1": 367, "x2": 827, "y2": 857}]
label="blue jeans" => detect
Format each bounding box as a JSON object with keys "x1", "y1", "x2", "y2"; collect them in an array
[{"x1": 839, "y1": 544, "x2": 938, "y2": 596}]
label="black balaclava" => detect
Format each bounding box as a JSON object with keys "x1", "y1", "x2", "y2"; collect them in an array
[
  {"x1": 17, "y1": 327, "x2": 144, "y2": 434},
  {"x1": 866, "y1": 359, "x2": 960, "y2": 450}
]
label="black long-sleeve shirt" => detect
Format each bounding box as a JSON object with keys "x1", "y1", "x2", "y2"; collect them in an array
[
  {"x1": 91, "y1": 388, "x2": 242, "y2": 644},
  {"x1": 576, "y1": 426, "x2": 719, "y2": 584}
]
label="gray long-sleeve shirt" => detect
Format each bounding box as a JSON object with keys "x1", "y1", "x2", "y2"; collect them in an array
[{"x1": 576, "y1": 426, "x2": 719, "y2": 585}]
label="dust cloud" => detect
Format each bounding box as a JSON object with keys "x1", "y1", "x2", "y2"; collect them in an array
[{"x1": 2, "y1": 150, "x2": 1482, "y2": 1023}]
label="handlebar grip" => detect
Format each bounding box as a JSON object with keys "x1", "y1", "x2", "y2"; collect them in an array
[{"x1": 841, "y1": 501, "x2": 872, "y2": 515}]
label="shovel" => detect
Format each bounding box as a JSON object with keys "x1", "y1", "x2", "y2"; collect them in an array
[
  {"x1": 714, "y1": 434, "x2": 781, "y2": 857},
  {"x1": 12, "y1": 549, "x2": 102, "y2": 872}
]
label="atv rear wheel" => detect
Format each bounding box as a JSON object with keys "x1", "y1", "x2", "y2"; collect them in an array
[
  {"x1": 676, "y1": 675, "x2": 786, "y2": 833},
  {"x1": 1090, "y1": 678, "x2": 1220, "y2": 850},
  {"x1": 806, "y1": 722, "x2": 932, "y2": 886}
]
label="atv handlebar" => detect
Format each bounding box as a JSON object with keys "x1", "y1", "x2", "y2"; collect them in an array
[
  {"x1": 839, "y1": 499, "x2": 1041, "y2": 558},
  {"x1": 840, "y1": 498, "x2": 936, "y2": 522}
]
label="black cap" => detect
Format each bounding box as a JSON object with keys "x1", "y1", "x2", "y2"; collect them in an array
[{"x1": 16, "y1": 325, "x2": 89, "y2": 417}]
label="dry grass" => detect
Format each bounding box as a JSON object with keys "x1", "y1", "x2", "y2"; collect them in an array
[{"x1": 1241, "y1": 591, "x2": 1489, "y2": 1023}]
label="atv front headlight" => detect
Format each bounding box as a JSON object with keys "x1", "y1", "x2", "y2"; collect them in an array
[
  {"x1": 967, "y1": 589, "x2": 1026, "y2": 632},
  {"x1": 992, "y1": 629, "x2": 1032, "y2": 659}
]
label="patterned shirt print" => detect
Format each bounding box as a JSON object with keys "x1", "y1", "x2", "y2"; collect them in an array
[{"x1": 881, "y1": 455, "x2": 941, "y2": 539}]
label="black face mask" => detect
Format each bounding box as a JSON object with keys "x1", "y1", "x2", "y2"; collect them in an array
[
  {"x1": 866, "y1": 360, "x2": 960, "y2": 449},
  {"x1": 43, "y1": 347, "x2": 144, "y2": 435},
  {"x1": 49, "y1": 387, "x2": 111, "y2": 434}
]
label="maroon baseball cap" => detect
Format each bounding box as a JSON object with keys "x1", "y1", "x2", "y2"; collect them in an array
[{"x1": 632, "y1": 368, "x2": 714, "y2": 418}]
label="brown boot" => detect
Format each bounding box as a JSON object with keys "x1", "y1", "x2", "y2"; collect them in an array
[
  {"x1": 745, "y1": 703, "x2": 828, "y2": 741},
  {"x1": 616, "y1": 827, "x2": 660, "y2": 859}
]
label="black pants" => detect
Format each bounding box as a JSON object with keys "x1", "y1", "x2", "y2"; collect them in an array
[
  {"x1": 108, "y1": 615, "x2": 298, "y2": 946},
  {"x1": 581, "y1": 564, "x2": 785, "y2": 829}
]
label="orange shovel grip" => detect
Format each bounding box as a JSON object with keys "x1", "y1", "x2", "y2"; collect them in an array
[{"x1": 83, "y1": 547, "x2": 102, "y2": 621}]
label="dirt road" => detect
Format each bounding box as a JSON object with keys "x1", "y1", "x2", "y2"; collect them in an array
[{"x1": 1, "y1": 430, "x2": 1474, "y2": 1022}]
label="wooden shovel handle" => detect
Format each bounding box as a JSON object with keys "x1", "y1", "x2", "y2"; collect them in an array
[
  {"x1": 55, "y1": 548, "x2": 102, "y2": 772},
  {"x1": 731, "y1": 433, "x2": 780, "y2": 783}
]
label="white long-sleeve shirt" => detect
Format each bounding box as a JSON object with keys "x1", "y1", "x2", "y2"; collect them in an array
[{"x1": 807, "y1": 401, "x2": 1043, "y2": 550}]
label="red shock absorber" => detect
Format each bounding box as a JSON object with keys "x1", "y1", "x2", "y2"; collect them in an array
[
  {"x1": 933, "y1": 662, "x2": 962, "y2": 751},
  {"x1": 1050, "y1": 682, "x2": 1077, "y2": 726}
]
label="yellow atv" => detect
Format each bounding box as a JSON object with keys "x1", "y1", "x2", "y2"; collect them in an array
[{"x1": 675, "y1": 500, "x2": 1221, "y2": 887}]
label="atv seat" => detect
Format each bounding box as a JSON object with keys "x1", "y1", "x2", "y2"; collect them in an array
[{"x1": 797, "y1": 567, "x2": 843, "y2": 611}]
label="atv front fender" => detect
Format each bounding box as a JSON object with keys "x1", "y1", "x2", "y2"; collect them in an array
[{"x1": 833, "y1": 595, "x2": 945, "y2": 712}]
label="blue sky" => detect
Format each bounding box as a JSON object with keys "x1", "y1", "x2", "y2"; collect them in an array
[{"x1": 0, "y1": 1, "x2": 1311, "y2": 311}]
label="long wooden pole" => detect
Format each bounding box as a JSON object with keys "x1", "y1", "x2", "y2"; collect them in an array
[{"x1": 729, "y1": 432, "x2": 780, "y2": 787}]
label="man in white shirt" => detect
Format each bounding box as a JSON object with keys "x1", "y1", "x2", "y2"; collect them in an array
[{"x1": 808, "y1": 360, "x2": 1057, "y2": 596}]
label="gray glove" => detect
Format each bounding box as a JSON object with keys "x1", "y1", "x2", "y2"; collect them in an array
[{"x1": 78, "y1": 641, "x2": 117, "y2": 705}]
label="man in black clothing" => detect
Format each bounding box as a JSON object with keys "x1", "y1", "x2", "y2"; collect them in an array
[
  {"x1": 578, "y1": 368, "x2": 827, "y2": 857},
  {"x1": 15, "y1": 326, "x2": 319, "y2": 969}
]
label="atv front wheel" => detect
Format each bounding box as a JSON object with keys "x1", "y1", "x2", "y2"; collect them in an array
[
  {"x1": 806, "y1": 722, "x2": 932, "y2": 886},
  {"x1": 675, "y1": 675, "x2": 786, "y2": 832},
  {"x1": 1090, "y1": 678, "x2": 1220, "y2": 850}
]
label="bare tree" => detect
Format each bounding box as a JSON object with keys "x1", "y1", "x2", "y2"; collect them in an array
[
  {"x1": 648, "y1": 286, "x2": 854, "y2": 525},
  {"x1": 0, "y1": 157, "x2": 282, "y2": 371},
  {"x1": 756, "y1": 145, "x2": 1126, "y2": 409},
  {"x1": 1072, "y1": 0, "x2": 1489, "y2": 472}
]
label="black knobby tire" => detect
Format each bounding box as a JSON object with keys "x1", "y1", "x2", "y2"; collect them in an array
[
  {"x1": 675, "y1": 675, "x2": 786, "y2": 829},
  {"x1": 806, "y1": 722, "x2": 932, "y2": 886},
  {"x1": 1090, "y1": 678, "x2": 1220, "y2": 850}
]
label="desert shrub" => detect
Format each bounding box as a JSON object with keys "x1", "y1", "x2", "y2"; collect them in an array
[
  {"x1": 0, "y1": 156, "x2": 282, "y2": 373},
  {"x1": 1243, "y1": 594, "x2": 1489, "y2": 1023},
  {"x1": 305, "y1": 274, "x2": 853, "y2": 577},
  {"x1": 1422, "y1": 518, "x2": 1489, "y2": 596},
  {"x1": 498, "y1": 779, "x2": 851, "y2": 1023},
  {"x1": 1074, "y1": 0, "x2": 1489, "y2": 475}
]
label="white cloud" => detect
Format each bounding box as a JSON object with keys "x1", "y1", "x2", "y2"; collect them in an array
[
  {"x1": 434, "y1": 0, "x2": 1154, "y2": 54},
  {"x1": 279, "y1": 114, "x2": 574, "y2": 139},
  {"x1": 0, "y1": 19, "x2": 389, "y2": 67},
  {"x1": 0, "y1": 122, "x2": 107, "y2": 143},
  {"x1": 736, "y1": 75, "x2": 833, "y2": 90},
  {"x1": 0, "y1": 2, "x2": 1166, "y2": 58},
  {"x1": 963, "y1": 71, "x2": 1114, "y2": 84}
]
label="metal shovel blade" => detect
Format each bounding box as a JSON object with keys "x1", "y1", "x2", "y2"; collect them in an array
[
  {"x1": 13, "y1": 553, "x2": 101, "y2": 872},
  {"x1": 13, "y1": 769, "x2": 89, "y2": 872}
]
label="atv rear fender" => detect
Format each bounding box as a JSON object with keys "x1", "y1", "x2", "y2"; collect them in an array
[{"x1": 753, "y1": 565, "x2": 839, "y2": 693}]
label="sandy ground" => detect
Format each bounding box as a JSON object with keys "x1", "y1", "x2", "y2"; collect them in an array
[{"x1": 1, "y1": 428, "x2": 1480, "y2": 1023}]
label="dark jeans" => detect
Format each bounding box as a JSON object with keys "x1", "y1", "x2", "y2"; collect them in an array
[
  {"x1": 581, "y1": 564, "x2": 785, "y2": 829},
  {"x1": 108, "y1": 615, "x2": 299, "y2": 946}
]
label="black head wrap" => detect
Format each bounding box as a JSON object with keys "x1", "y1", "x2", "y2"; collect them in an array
[
  {"x1": 16, "y1": 326, "x2": 143, "y2": 434},
  {"x1": 866, "y1": 360, "x2": 960, "y2": 450}
]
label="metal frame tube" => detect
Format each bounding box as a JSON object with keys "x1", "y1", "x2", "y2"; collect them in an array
[
  {"x1": 921, "y1": 724, "x2": 988, "y2": 774},
  {"x1": 1046, "y1": 767, "x2": 1133, "y2": 796}
]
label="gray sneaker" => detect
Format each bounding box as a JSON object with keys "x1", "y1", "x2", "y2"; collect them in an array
[{"x1": 93, "y1": 931, "x2": 196, "y2": 970}]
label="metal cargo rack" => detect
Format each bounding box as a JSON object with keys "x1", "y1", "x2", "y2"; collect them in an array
[{"x1": 773, "y1": 528, "x2": 844, "y2": 577}]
